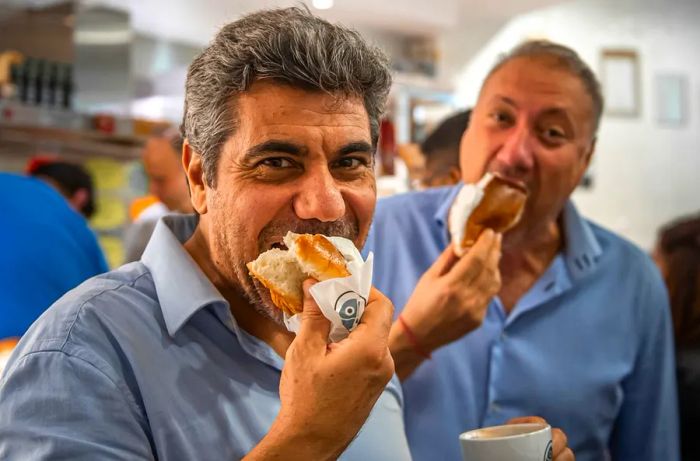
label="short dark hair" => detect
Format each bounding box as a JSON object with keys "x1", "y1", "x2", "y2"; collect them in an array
[
  {"x1": 420, "y1": 109, "x2": 472, "y2": 160},
  {"x1": 182, "y1": 7, "x2": 392, "y2": 187},
  {"x1": 30, "y1": 161, "x2": 96, "y2": 218},
  {"x1": 658, "y1": 213, "x2": 700, "y2": 347},
  {"x1": 485, "y1": 40, "x2": 604, "y2": 136}
]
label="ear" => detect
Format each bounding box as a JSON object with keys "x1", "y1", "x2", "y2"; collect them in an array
[
  {"x1": 582, "y1": 137, "x2": 597, "y2": 169},
  {"x1": 447, "y1": 166, "x2": 461, "y2": 185},
  {"x1": 70, "y1": 188, "x2": 89, "y2": 212},
  {"x1": 574, "y1": 137, "x2": 597, "y2": 187},
  {"x1": 182, "y1": 139, "x2": 208, "y2": 214}
]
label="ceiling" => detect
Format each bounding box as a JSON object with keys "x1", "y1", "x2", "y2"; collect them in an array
[{"x1": 63, "y1": 0, "x2": 566, "y2": 45}]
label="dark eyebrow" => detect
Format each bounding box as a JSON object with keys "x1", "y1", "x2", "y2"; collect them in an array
[
  {"x1": 243, "y1": 140, "x2": 308, "y2": 161},
  {"x1": 337, "y1": 141, "x2": 374, "y2": 156}
]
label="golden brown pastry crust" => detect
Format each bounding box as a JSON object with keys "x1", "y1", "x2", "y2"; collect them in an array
[
  {"x1": 293, "y1": 234, "x2": 351, "y2": 280},
  {"x1": 247, "y1": 233, "x2": 350, "y2": 315},
  {"x1": 461, "y1": 174, "x2": 527, "y2": 248}
]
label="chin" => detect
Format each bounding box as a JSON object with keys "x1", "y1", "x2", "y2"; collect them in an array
[{"x1": 247, "y1": 277, "x2": 286, "y2": 326}]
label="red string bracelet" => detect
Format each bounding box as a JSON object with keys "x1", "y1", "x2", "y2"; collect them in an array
[{"x1": 397, "y1": 314, "x2": 432, "y2": 360}]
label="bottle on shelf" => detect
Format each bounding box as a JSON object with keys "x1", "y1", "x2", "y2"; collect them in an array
[
  {"x1": 34, "y1": 59, "x2": 45, "y2": 106},
  {"x1": 61, "y1": 64, "x2": 73, "y2": 110},
  {"x1": 47, "y1": 62, "x2": 59, "y2": 107},
  {"x1": 20, "y1": 58, "x2": 35, "y2": 103}
]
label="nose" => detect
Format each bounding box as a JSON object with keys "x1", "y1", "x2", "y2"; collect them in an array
[
  {"x1": 293, "y1": 165, "x2": 346, "y2": 222},
  {"x1": 493, "y1": 122, "x2": 535, "y2": 177}
]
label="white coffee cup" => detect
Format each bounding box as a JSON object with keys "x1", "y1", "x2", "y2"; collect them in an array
[{"x1": 459, "y1": 423, "x2": 553, "y2": 461}]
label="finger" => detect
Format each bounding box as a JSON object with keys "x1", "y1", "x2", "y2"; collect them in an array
[
  {"x1": 474, "y1": 232, "x2": 502, "y2": 279},
  {"x1": 552, "y1": 428, "x2": 569, "y2": 457},
  {"x1": 554, "y1": 448, "x2": 575, "y2": 461},
  {"x1": 446, "y1": 229, "x2": 497, "y2": 285},
  {"x1": 506, "y1": 416, "x2": 547, "y2": 426},
  {"x1": 427, "y1": 243, "x2": 459, "y2": 277},
  {"x1": 469, "y1": 236, "x2": 502, "y2": 295},
  {"x1": 294, "y1": 279, "x2": 331, "y2": 351},
  {"x1": 352, "y1": 286, "x2": 394, "y2": 343}
]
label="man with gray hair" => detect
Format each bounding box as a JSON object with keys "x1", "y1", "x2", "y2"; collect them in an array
[
  {"x1": 0, "y1": 8, "x2": 410, "y2": 460},
  {"x1": 366, "y1": 40, "x2": 679, "y2": 461}
]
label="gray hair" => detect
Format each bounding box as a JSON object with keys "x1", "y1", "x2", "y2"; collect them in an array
[
  {"x1": 182, "y1": 7, "x2": 392, "y2": 186},
  {"x1": 485, "y1": 40, "x2": 604, "y2": 136}
]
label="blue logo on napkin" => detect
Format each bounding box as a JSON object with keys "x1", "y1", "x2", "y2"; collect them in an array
[{"x1": 334, "y1": 291, "x2": 366, "y2": 331}]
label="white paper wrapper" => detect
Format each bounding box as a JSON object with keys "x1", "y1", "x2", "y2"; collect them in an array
[
  {"x1": 282, "y1": 236, "x2": 373, "y2": 343},
  {"x1": 448, "y1": 173, "x2": 493, "y2": 256}
]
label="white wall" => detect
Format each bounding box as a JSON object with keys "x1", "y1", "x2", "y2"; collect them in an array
[{"x1": 451, "y1": 0, "x2": 700, "y2": 250}]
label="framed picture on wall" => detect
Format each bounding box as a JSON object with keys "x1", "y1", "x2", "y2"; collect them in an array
[
  {"x1": 601, "y1": 49, "x2": 640, "y2": 117},
  {"x1": 655, "y1": 74, "x2": 688, "y2": 126}
]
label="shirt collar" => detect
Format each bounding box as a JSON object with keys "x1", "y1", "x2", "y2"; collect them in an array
[
  {"x1": 141, "y1": 214, "x2": 229, "y2": 337},
  {"x1": 433, "y1": 184, "x2": 601, "y2": 279}
]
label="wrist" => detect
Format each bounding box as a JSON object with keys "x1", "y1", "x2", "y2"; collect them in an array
[
  {"x1": 248, "y1": 413, "x2": 341, "y2": 461},
  {"x1": 389, "y1": 319, "x2": 429, "y2": 381},
  {"x1": 397, "y1": 314, "x2": 432, "y2": 360}
]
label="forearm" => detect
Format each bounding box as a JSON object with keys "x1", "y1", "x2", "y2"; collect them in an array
[
  {"x1": 244, "y1": 414, "x2": 347, "y2": 461},
  {"x1": 388, "y1": 321, "x2": 427, "y2": 381}
]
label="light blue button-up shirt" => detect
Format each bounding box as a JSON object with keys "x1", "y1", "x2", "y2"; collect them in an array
[
  {"x1": 363, "y1": 184, "x2": 679, "y2": 461},
  {"x1": 0, "y1": 215, "x2": 411, "y2": 461}
]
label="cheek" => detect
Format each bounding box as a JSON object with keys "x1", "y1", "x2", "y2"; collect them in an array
[
  {"x1": 210, "y1": 186, "x2": 290, "y2": 247},
  {"x1": 460, "y1": 127, "x2": 493, "y2": 182},
  {"x1": 539, "y1": 149, "x2": 586, "y2": 187},
  {"x1": 344, "y1": 182, "x2": 376, "y2": 233},
  {"x1": 530, "y1": 150, "x2": 583, "y2": 208}
]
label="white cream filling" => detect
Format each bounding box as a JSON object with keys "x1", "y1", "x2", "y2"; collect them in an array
[{"x1": 448, "y1": 173, "x2": 494, "y2": 256}]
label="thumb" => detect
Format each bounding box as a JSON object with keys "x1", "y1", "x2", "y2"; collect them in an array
[
  {"x1": 428, "y1": 243, "x2": 459, "y2": 277},
  {"x1": 295, "y1": 279, "x2": 331, "y2": 350}
]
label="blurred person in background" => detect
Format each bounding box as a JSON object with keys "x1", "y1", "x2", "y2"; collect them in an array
[
  {"x1": 27, "y1": 157, "x2": 96, "y2": 219},
  {"x1": 365, "y1": 40, "x2": 677, "y2": 461},
  {"x1": 142, "y1": 127, "x2": 193, "y2": 214},
  {"x1": 0, "y1": 172, "x2": 108, "y2": 339},
  {"x1": 419, "y1": 109, "x2": 471, "y2": 188},
  {"x1": 654, "y1": 213, "x2": 700, "y2": 461},
  {"x1": 123, "y1": 127, "x2": 194, "y2": 262}
]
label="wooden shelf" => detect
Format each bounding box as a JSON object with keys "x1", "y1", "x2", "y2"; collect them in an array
[{"x1": 0, "y1": 123, "x2": 145, "y2": 161}]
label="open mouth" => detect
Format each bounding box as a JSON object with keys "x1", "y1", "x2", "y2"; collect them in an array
[{"x1": 270, "y1": 241, "x2": 288, "y2": 251}]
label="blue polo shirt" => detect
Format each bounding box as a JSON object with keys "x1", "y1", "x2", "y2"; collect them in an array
[
  {"x1": 0, "y1": 173, "x2": 108, "y2": 338},
  {"x1": 0, "y1": 215, "x2": 411, "y2": 460},
  {"x1": 364, "y1": 184, "x2": 679, "y2": 461}
]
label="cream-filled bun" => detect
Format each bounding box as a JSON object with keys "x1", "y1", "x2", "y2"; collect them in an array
[{"x1": 449, "y1": 173, "x2": 527, "y2": 256}]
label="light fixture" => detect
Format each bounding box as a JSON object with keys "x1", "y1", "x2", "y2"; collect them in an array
[{"x1": 312, "y1": 0, "x2": 334, "y2": 10}]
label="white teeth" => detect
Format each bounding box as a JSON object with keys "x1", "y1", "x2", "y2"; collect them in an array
[{"x1": 270, "y1": 242, "x2": 287, "y2": 251}]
